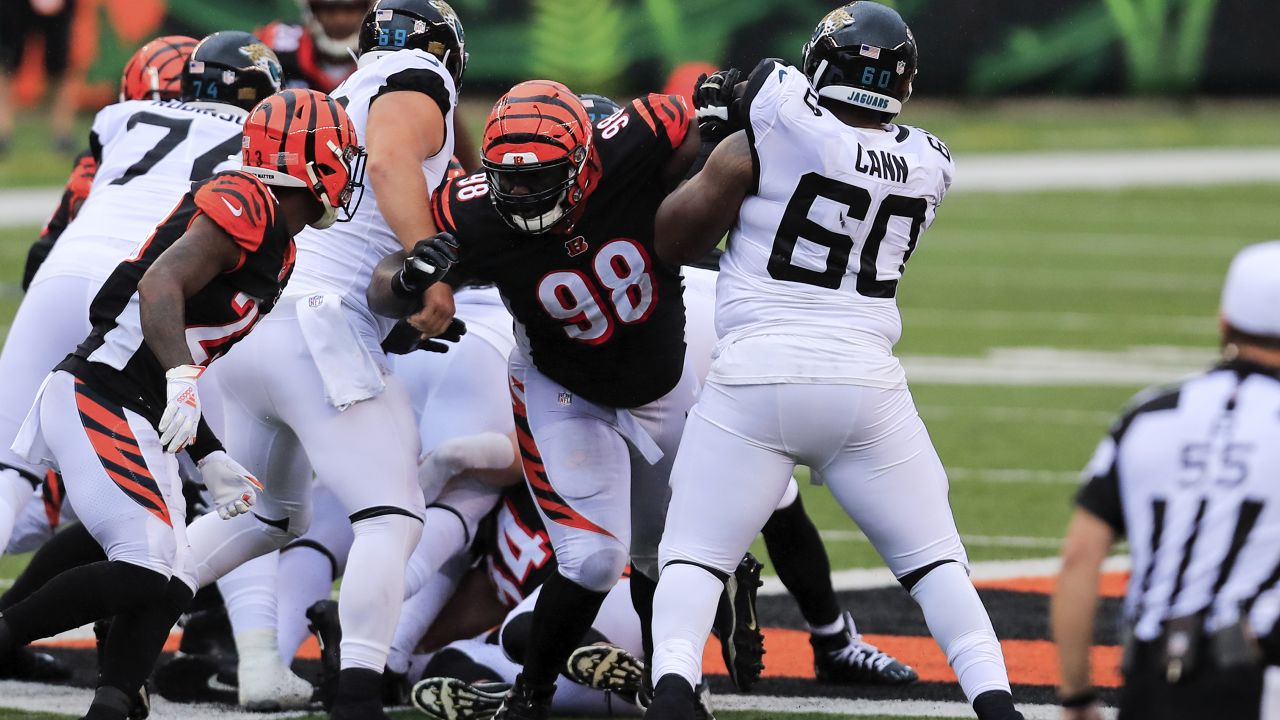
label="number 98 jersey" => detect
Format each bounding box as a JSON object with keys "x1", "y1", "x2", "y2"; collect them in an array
[
  {"x1": 711, "y1": 59, "x2": 955, "y2": 389},
  {"x1": 432, "y1": 94, "x2": 690, "y2": 409}
]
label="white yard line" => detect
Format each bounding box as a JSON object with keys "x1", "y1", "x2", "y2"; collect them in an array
[
  {"x1": 921, "y1": 406, "x2": 1116, "y2": 426},
  {"x1": 715, "y1": 693, "x2": 1116, "y2": 719},
  {"x1": 3, "y1": 146, "x2": 1278, "y2": 228},
  {"x1": 946, "y1": 467, "x2": 1081, "y2": 484},
  {"x1": 0, "y1": 680, "x2": 1109, "y2": 720},
  {"x1": 820, "y1": 529, "x2": 1063, "y2": 551},
  {"x1": 759, "y1": 555, "x2": 1132, "y2": 595},
  {"x1": 953, "y1": 147, "x2": 1280, "y2": 193},
  {"x1": 902, "y1": 345, "x2": 1213, "y2": 386}
]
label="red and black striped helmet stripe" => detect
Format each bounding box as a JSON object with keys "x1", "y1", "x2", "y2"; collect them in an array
[{"x1": 120, "y1": 35, "x2": 198, "y2": 102}]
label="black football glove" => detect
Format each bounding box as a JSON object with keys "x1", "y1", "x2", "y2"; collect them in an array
[
  {"x1": 693, "y1": 68, "x2": 743, "y2": 143},
  {"x1": 395, "y1": 232, "x2": 459, "y2": 297},
  {"x1": 381, "y1": 317, "x2": 468, "y2": 355}
]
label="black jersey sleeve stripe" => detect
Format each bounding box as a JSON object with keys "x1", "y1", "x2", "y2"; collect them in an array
[
  {"x1": 1075, "y1": 465, "x2": 1124, "y2": 536},
  {"x1": 739, "y1": 58, "x2": 778, "y2": 197},
  {"x1": 637, "y1": 96, "x2": 669, "y2": 148},
  {"x1": 371, "y1": 67, "x2": 452, "y2": 141}
]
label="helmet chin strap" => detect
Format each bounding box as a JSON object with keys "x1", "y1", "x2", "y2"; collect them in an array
[{"x1": 305, "y1": 161, "x2": 339, "y2": 229}]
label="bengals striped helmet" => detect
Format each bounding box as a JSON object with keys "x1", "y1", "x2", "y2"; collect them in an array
[
  {"x1": 241, "y1": 89, "x2": 366, "y2": 230},
  {"x1": 119, "y1": 35, "x2": 197, "y2": 102},
  {"x1": 481, "y1": 80, "x2": 599, "y2": 235}
]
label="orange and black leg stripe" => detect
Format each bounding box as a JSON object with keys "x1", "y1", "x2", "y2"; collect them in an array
[
  {"x1": 41, "y1": 468, "x2": 65, "y2": 530},
  {"x1": 72, "y1": 379, "x2": 171, "y2": 527},
  {"x1": 510, "y1": 381, "x2": 612, "y2": 537}
]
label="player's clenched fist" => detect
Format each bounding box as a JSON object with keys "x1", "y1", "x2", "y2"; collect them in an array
[
  {"x1": 693, "y1": 68, "x2": 743, "y2": 142},
  {"x1": 158, "y1": 364, "x2": 204, "y2": 453},
  {"x1": 395, "y1": 232, "x2": 459, "y2": 296}
]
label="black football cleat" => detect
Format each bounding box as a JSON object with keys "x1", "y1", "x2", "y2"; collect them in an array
[
  {"x1": 710, "y1": 553, "x2": 765, "y2": 692},
  {"x1": 812, "y1": 611, "x2": 917, "y2": 685},
  {"x1": 306, "y1": 600, "x2": 343, "y2": 710},
  {"x1": 411, "y1": 677, "x2": 510, "y2": 720},
  {"x1": 564, "y1": 643, "x2": 643, "y2": 699},
  {"x1": 492, "y1": 674, "x2": 554, "y2": 720},
  {"x1": 92, "y1": 619, "x2": 152, "y2": 718},
  {"x1": 643, "y1": 674, "x2": 698, "y2": 720},
  {"x1": 638, "y1": 673, "x2": 715, "y2": 720},
  {"x1": 0, "y1": 645, "x2": 73, "y2": 682},
  {"x1": 328, "y1": 698, "x2": 390, "y2": 720}
]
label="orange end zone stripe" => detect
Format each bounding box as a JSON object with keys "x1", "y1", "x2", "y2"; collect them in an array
[
  {"x1": 976, "y1": 571, "x2": 1130, "y2": 599},
  {"x1": 40, "y1": 627, "x2": 1120, "y2": 689},
  {"x1": 700, "y1": 628, "x2": 1123, "y2": 689}
]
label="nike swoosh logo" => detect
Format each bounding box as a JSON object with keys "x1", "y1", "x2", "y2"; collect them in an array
[{"x1": 221, "y1": 196, "x2": 244, "y2": 217}]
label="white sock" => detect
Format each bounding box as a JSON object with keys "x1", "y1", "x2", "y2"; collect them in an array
[
  {"x1": 219, "y1": 553, "x2": 280, "y2": 637},
  {"x1": 339, "y1": 513, "x2": 423, "y2": 671},
  {"x1": 0, "y1": 469, "x2": 34, "y2": 553},
  {"x1": 276, "y1": 544, "x2": 336, "y2": 661},
  {"x1": 651, "y1": 563, "x2": 723, "y2": 687},
  {"x1": 809, "y1": 613, "x2": 847, "y2": 637},
  {"x1": 388, "y1": 547, "x2": 469, "y2": 673},
  {"x1": 909, "y1": 562, "x2": 1011, "y2": 703},
  {"x1": 418, "y1": 432, "x2": 514, "y2": 503},
  {"x1": 403, "y1": 506, "x2": 470, "y2": 598}
]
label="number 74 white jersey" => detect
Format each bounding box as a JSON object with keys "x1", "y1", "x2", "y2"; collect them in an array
[{"x1": 710, "y1": 60, "x2": 955, "y2": 389}]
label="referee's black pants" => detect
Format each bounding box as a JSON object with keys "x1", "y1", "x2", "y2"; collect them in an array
[{"x1": 1120, "y1": 641, "x2": 1263, "y2": 720}]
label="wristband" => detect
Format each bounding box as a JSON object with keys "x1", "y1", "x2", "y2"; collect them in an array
[
  {"x1": 1060, "y1": 690, "x2": 1097, "y2": 709},
  {"x1": 391, "y1": 268, "x2": 419, "y2": 299}
]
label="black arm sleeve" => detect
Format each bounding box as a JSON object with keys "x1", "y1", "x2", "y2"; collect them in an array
[
  {"x1": 370, "y1": 67, "x2": 453, "y2": 143},
  {"x1": 186, "y1": 417, "x2": 225, "y2": 464}
]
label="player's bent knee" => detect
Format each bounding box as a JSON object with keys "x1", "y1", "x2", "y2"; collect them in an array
[
  {"x1": 897, "y1": 556, "x2": 969, "y2": 592},
  {"x1": 659, "y1": 543, "x2": 739, "y2": 578},
  {"x1": 561, "y1": 543, "x2": 629, "y2": 593}
]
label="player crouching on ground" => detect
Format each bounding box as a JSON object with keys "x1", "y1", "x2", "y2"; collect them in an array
[{"x1": 0, "y1": 88, "x2": 363, "y2": 720}]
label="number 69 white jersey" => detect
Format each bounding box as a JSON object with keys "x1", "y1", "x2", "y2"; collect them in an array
[{"x1": 710, "y1": 60, "x2": 954, "y2": 389}]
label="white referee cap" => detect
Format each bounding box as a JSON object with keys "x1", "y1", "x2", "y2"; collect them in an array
[{"x1": 1222, "y1": 241, "x2": 1280, "y2": 337}]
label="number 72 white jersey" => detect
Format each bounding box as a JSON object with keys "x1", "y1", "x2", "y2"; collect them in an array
[
  {"x1": 710, "y1": 60, "x2": 955, "y2": 388},
  {"x1": 42, "y1": 99, "x2": 246, "y2": 283}
]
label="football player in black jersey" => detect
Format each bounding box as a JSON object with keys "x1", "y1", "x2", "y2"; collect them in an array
[
  {"x1": 0, "y1": 89, "x2": 363, "y2": 720},
  {"x1": 402, "y1": 79, "x2": 700, "y2": 720}
]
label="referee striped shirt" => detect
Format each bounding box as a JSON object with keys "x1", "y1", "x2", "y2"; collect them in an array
[{"x1": 1078, "y1": 359, "x2": 1280, "y2": 643}]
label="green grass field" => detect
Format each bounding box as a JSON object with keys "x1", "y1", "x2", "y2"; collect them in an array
[
  {"x1": 1, "y1": 104, "x2": 1277, "y2": 718},
  {"x1": 0, "y1": 711, "x2": 937, "y2": 720}
]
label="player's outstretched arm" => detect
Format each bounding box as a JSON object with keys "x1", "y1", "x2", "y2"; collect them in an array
[
  {"x1": 655, "y1": 129, "x2": 753, "y2": 266},
  {"x1": 1050, "y1": 508, "x2": 1114, "y2": 719}
]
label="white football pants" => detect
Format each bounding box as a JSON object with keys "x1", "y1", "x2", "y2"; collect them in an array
[{"x1": 509, "y1": 351, "x2": 697, "y2": 592}]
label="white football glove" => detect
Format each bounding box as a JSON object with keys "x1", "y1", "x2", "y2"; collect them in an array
[
  {"x1": 197, "y1": 450, "x2": 264, "y2": 520},
  {"x1": 159, "y1": 364, "x2": 204, "y2": 454}
]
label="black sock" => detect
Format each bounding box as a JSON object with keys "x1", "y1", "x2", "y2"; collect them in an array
[
  {"x1": 81, "y1": 686, "x2": 132, "y2": 720},
  {"x1": 1, "y1": 522, "x2": 105, "y2": 610},
  {"x1": 629, "y1": 570, "x2": 657, "y2": 663},
  {"x1": 2, "y1": 560, "x2": 166, "y2": 646},
  {"x1": 521, "y1": 572, "x2": 608, "y2": 687},
  {"x1": 973, "y1": 689, "x2": 1020, "y2": 720},
  {"x1": 98, "y1": 577, "x2": 193, "y2": 697},
  {"x1": 423, "y1": 647, "x2": 501, "y2": 685},
  {"x1": 0, "y1": 616, "x2": 12, "y2": 656},
  {"x1": 762, "y1": 493, "x2": 841, "y2": 629},
  {"x1": 333, "y1": 667, "x2": 382, "y2": 706}
]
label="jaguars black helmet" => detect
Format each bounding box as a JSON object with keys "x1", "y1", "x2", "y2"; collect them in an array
[
  {"x1": 358, "y1": 0, "x2": 467, "y2": 86},
  {"x1": 801, "y1": 1, "x2": 917, "y2": 122},
  {"x1": 181, "y1": 31, "x2": 283, "y2": 111},
  {"x1": 579, "y1": 93, "x2": 621, "y2": 125}
]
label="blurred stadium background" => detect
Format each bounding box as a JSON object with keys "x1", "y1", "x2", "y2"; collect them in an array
[{"x1": 0, "y1": 0, "x2": 1278, "y2": 718}]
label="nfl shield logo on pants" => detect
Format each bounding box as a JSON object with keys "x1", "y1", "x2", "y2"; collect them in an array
[{"x1": 558, "y1": 391, "x2": 573, "y2": 406}]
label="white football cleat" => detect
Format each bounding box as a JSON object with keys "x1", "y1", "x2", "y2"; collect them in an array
[{"x1": 235, "y1": 628, "x2": 314, "y2": 711}]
